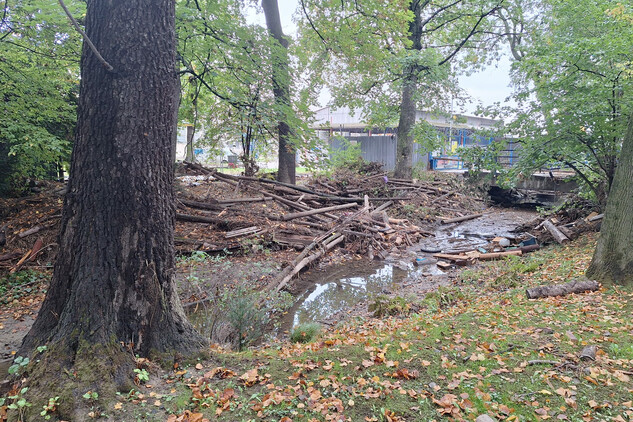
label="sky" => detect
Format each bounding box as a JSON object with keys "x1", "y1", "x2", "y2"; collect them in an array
[{"x1": 249, "y1": 0, "x2": 515, "y2": 116}]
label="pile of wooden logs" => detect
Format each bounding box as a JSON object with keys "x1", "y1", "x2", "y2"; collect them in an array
[
  {"x1": 531, "y1": 212, "x2": 603, "y2": 245},
  {"x1": 176, "y1": 163, "x2": 440, "y2": 256},
  {"x1": 174, "y1": 162, "x2": 485, "y2": 288}
]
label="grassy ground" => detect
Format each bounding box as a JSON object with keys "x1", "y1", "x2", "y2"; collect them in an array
[
  {"x1": 102, "y1": 233, "x2": 632, "y2": 422},
  {"x1": 6, "y1": 233, "x2": 633, "y2": 421}
]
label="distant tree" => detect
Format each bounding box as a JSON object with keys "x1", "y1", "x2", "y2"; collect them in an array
[
  {"x1": 18, "y1": 0, "x2": 205, "y2": 416},
  {"x1": 177, "y1": 0, "x2": 303, "y2": 177},
  {"x1": 262, "y1": 0, "x2": 296, "y2": 183},
  {"x1": 298, "y1": 0, "x2": 503, "y2": 179},
  {"x1": 491, "y1": 0, "x2": 633, "y2": 204}
]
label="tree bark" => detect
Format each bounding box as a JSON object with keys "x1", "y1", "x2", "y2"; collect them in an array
[
  {"x1": 262, "y1": 0, "x2": 296, "y2": 184},
  {"x1": 20, "y1": 0, "x2": 206, "y2": 357},
  {"x1": 587, "y1": 112, "x2": 633, "y2": 285},
  {"x1": 394, "y1": 1, "x2": 423, "y2": 179}
]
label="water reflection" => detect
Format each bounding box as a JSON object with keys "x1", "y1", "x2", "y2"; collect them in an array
[{"x1": 280, "y1": 261, "x2": 416, "y2": 332}]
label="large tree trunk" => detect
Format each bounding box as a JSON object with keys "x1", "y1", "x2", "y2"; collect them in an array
[
  {"x1": 394, "y1": 1, "x2": 424, "y2": 179},
  {"x1": 18, "y1": 0, "x2": 206, "y2": 408},
  {"x1": 394, "y1": 73, "x2": 418, "y2": 178},
  {"x1": 262, "y1": 0, "x2": 296, "y2": 184},
  {"x1": 586, "y1": 112, "x2": 633, "y2": 285}
]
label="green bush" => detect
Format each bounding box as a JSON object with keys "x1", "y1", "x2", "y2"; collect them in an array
[
  {"x1": 290, "y1": 323, "x2": 321, "y2": 343},
  {"x1": 326, "y1": 137, "x2": 363, "y2": 171}
]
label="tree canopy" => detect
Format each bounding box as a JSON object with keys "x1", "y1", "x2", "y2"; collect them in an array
[
  {"x1": 0, "y1": 0, "x2": 81, "y2": 194},
  {"x1": 491, "y1": 0, "x2": 633, "y2": 203}
]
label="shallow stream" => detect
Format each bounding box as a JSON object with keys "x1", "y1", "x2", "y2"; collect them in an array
[
  {"x1": 279, "y1": 208, "x2": 537, "y2": 330},
  {"x1": 187, "y1": 208, "x2": 538, "y2": 340}
]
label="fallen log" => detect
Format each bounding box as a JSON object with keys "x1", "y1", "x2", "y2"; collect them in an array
[
  {"x1": 225, "y1": 226, "x2": 262, "y2": 239},
  {"x1": 588, "y1": 213, "x2": 604, "y2": 222},
  {"x1": 519, "y1": 244, "x2": 540, "y2": 253},
  {"x1": 526, "y1": 279, "x2": 600, "y2": 299},
  {"x1": 179, "y1": 198, "x2": 225, "y2": 211},
  {"x1": 433, "y1": 249, "x2": 522, "y2": 262},
  {"x1": 217, "y1": 196, "x2": 272, "y2": 204},
  {"x1": 17, "y1": 226, "x2": 42, "y2": 238},
  {"x1": 440, "y1": 213, "x2": 483, "y2": 225},
  {"x1": 176, "y1": 213, "x2": 224, "y2": 225},
  {"x1": 281, "y1": 202, "x2": 357, "y2": 221},
  {"x1": 478, "y1": 250, "x2": 523, "y2": 260},
  {"x1": 370, "y1": 200, "x2": 393, "y2": 215},
  {"x1": 543, "y1": 219, "x2": 569, "y2": 244}
]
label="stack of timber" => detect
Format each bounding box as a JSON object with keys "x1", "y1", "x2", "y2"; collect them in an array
[{"x1": 175, "y1": 162, "x2": 485, "y2": 288}]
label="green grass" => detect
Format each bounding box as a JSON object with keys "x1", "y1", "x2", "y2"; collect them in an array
[{"x1": 16, "y1": 233, "x2": 633, "y2": 421}]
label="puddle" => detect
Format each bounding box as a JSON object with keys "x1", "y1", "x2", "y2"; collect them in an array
[{"x1": 278, "y1": 260, "x2": 441, "y2": 332}]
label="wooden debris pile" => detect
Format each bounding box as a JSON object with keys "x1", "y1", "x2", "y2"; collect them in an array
[
  {"x1": 516, "y1": 211, "x2": 603, "y2": 246},
  {"x1": 1, "y1": 163, "x2": 485, "y2": 287},
  {"x1": 176, "y1": 163, "x2": 485, "y2": 288},
  {"x1": 176, "y1": 163, "x2": 438, "y2": 258}
]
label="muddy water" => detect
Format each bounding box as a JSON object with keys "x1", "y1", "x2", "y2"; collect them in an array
[
  {"x1": 278, "y1": 260, "x2": 437, "y2": 333},
  {"x1": 419, "y1": 209, "x2": 538, "y2": 254},
  {"x1": 281, "y1": 208, "x2": 537, "y2": 331}
]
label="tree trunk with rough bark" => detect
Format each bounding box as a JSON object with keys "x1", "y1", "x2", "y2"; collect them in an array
[
  {"x1": 586, "y1": 112, "x2": 633, "y2": 286},
  {"x1": 262, "y1": 0, "x2": 296, "y2": 184},
  {"x1": 17, "y1": 0, "x2": 206, "y2": 416},
  {"x1": 394, "y1": 1, "x2": 423, "y2": 179}
]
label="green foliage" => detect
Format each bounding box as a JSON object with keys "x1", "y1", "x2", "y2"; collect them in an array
[
  {"x1": 82, "y1": 391, "x2": 98, "y2": 401},
  {"x1": 0, "y1": 269, "x2": 48, "y2": 304},
  {"x1": 324, "y1": 137, "x2": 363, "y2": 172},
  {"x1": 190, "y1": 282, "x2": 293, "y2": 351},
  {"x1": 133, "y1": 368, "x2": 150, "y2": 384},
  {"x1": 5, "y1": 387, "x2": 31, "y2": 420},
  {"x1": 457, "y1": 139, "x2": 508, "y2": 176},
  {"x1": 487, "y1": 0, "x2": 633, "y2": 204},
  {"x1": 40, "y1": 396, "x2": 60, "y2": 420},
  {"x1": 0, "y1": 0, "x2": 81, "y2": 195},
  {"x1": 423, "y1": 286, "x2": 467, "y2": 311},
  {"x1": 221, "y1": 285, "x2": 292, "y2": 351},
  {"x1": 8, "y1": 356, "x2": 29, "y2": 376},
  {"x1": 298, "y1": 0, "x2": 504, "y2": 150},
  {"x1": 289, "y1": 323, "x2": 321, "y2": 343},
  {"x1": 176, "y1": 0, "x2": 317, "y2": 171}
]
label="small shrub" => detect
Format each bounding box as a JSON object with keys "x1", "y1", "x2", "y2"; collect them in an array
[
  {"x1": 290, "y1": 323, "x2": 321, "y2": 343},
  {"x1": 423, "y1": 286, "x2": 467, "y2": 311},
  {"x1": 368, "y1": 295, "x2": 410, "y2": 317},
  {"x1": 190, "y1": 284, "x2": 293, "y2": 351},
  {"x1": 325, "y1": 137, "x2": 363, "y2": 172}
]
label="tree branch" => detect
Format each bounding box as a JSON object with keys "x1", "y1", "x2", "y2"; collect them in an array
[
  {"x1": 58, "y1": 0, "x2": 114, "y2": 72},
  {"x1": 438, "y1": 1, "x2": 504, "y2": 66},
  {"x1": 300, "y1": 0, "x2": 329, "y2": 49}
]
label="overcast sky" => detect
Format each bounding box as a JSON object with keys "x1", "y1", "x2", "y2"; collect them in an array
[{"x1": 249, "y1": 0, "x2": 514, "y2": 115}]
